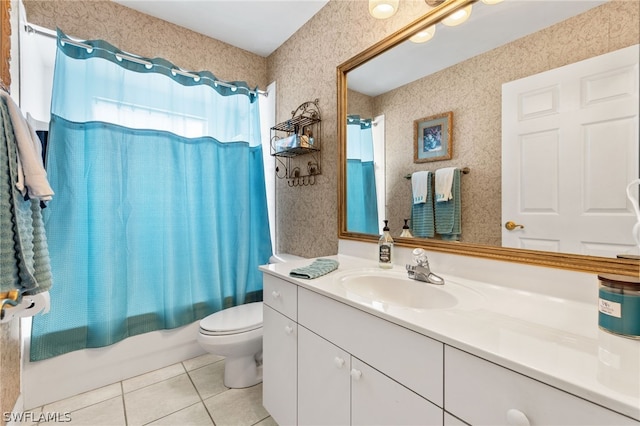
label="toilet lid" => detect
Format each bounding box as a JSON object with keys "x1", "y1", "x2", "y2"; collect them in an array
[{"x1": 199, "y1": 302, "x2": 263, "y2": 335}]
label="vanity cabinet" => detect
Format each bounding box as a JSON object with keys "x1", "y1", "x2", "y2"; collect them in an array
[
  {"x1": 262, "y1": 273, "x2": 638, "y2": 426},
  {"x1": 298, "y1": 326, "x2": 441, "y2": 426},
  {"x1": 262, "y1": 276, "x2": 298, "y2": 426},
  {"x1": 444, "y1": 346, "x2": 638, "y2": 426}
]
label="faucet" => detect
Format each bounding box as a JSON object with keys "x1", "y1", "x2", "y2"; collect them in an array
[{"x1": 406, "y1": 248, "x2": 445, "y2": 285}]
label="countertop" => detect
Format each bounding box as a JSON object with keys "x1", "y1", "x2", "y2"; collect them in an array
[{"x1": 260, "y1": 254, "x2": 640, "y2": 422}]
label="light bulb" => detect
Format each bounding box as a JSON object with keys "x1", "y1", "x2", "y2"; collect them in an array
[
  {"x1": 409, "y1": 25, "x2": 436, "y2": 43},
  {"x1": 442, "y1": 4, "x2": 473, "y2": 26},
  {"x1": 369, "y1": 0, "x2": 399, "y2": 19},
  {"x1": 481, "y1": 0, "x2": 504, "y2": 4}
]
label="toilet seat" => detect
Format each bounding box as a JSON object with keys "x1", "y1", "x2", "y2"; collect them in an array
[{"x1": 199, "y1": 301, "x2": 263, "y2": 336}]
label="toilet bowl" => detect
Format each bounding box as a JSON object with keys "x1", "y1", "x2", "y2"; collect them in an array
[{"x1": 197, "y1": 253, "x2": 303, "y2": 388}]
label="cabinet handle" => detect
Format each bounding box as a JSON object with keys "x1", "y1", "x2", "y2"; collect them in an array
[
  {"x1": 334, "y1": 357, "x2": 345, "y2": 368},
  {"x1": 506, "y1": 409, "x2": 530, "y2": 426},
  {"x1": 350, "y1": 368, "x2": 362, "y2": 380},
  {"x1": 284, "y1": 325, "x2": 294, "y2": 335},
  {"x1": 271, "y1": 290, "x2": 280, "y2": 299}
]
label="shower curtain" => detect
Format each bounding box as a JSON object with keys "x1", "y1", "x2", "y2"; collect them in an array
[
  {"x1": 30, "y1": 31, "x2": 272, "y2": 361},
  {"x1": 347, "y1": 115, "x2": 379, "y2": 235}
]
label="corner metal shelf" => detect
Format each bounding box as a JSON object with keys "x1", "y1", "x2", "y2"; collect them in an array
[{"x1": 270, "y1": 99, "x2": 321, "y2": 186}]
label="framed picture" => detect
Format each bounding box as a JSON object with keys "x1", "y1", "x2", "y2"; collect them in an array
[{"x1": 413, "y1": 111, "x2": 453, "y2": 163}]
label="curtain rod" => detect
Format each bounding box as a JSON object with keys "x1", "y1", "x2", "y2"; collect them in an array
[{"x1": 24, "y1": 24, "x2": 268, "y2": 97}]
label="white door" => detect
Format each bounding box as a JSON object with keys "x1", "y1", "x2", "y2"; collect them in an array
[
  {"x1": 502, "y1": 45, "x2": 639, "y2": 257},
  {"x1": 262, "y1": 306, "x2": 297, "y2": 426},
  {"x1": 298, "y1": 326, "x2": 351, "y2": 425},
  {"x1": 351, "y1": 357, "x2": 442, "y2": 426}
]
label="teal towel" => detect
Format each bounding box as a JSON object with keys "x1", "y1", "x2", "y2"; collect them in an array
[
  {"x1": 289, "y1": 258, "x2": 339, "y2": 279},
  {"x1": 435, "y1": 168, "x2": 461, "y2": 241},
  {"x1": 411, "y1": 172, "x2": 434, "y2": 238},
  {"x1": 0, "y1": 98, "x2": 52, "y2": 296}
]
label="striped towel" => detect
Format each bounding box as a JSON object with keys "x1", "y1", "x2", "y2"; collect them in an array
[
  {"x1": 0, "y1": 98, "x2": 53, "y2": 296},
  {"x1": 411, "y1": 172, "x2": 434, "y2": 238},
  {"x1": 290, "y1": 258, "x2": 339, "y2": 279},
  {"x1": 435, "y1": 168, "x2": 461, "y2": 241}
]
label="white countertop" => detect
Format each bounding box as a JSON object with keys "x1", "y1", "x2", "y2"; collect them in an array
[{"x1": 260, "y1": 254, "x2": 640, "y2": 422}]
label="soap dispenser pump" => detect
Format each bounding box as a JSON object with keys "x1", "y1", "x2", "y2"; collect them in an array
[
  {"x1": 378, "y1": 220, "x2": 394, "y2": 269},
  {"x1": 400, "y1": 218, "x2": 413, "y2": 238}
]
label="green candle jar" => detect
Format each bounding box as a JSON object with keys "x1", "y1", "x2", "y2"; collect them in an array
[{"x1": 598, "y1": 273, "x2": 640, "y2": 339}]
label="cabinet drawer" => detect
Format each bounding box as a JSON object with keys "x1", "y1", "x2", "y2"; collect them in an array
[
  {"x1": 263, "y1": 274, "x2": 297, "y2": 320},
  {"x1": 445, "y1": 346, "x2": 637, "y2": 426},
  {"x1": 298, "y1": 287, "x2": 444, "y2": 406}
]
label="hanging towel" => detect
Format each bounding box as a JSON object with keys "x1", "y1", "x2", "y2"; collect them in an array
[
  {"x1": 290, "y1": 258, "x2": 339, "y2": 279},
  {"x1": 435, "y1": 168, "x2": 461, "y2": 241},
  {"x1": 411, "y1": 171, "x2": 430, "y2": 204},
  {"x1": 435, "y1": 167, "x2": 456, "y2": 203},
  {"x1": 0, "y1": 91, "x2": 54, "y2": 202},
  {"x1": 0, "y1": 97, "x2": 53, "y2": 298},
  {"x1": 411, "y1": 171, "x2": 435, "y2": 238}
]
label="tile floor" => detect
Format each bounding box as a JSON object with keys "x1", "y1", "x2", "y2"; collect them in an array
[{"x1": 24, "y1": 354, "x2": 277, "y2": 426}]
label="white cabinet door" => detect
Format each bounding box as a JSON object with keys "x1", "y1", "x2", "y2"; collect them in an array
[
  {"x1": 351, "y1": 357, "x2": 443, "y2": 426},
  {"x1": 445, "y1": 346, "x2": 638, "y2": 426},
  {"x1": 263, "y1": 305, "x2": 297, "y2": 426},
  {"x1": 298, "y1": 326, "x2": 351, "y2": 426}
]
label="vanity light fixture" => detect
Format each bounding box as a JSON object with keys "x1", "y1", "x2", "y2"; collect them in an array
[
  {"x1": 369, "y1": 0, "x2": 399, "y2": 19},
  {"x1": 410, "y1": 25, "x2": 436, "y2": 43},
  {"x1": 481, "y1": 0, "x2": 504, "y2": 4},
  {"x1": 441, "y1": 4, "x2": 473, "y2": 26}
]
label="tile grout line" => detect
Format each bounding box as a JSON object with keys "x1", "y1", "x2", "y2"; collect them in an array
[
  {"x1": 120, "y1": 381, "x2": 129, "y2": 426},
  {"x1": 184, "y1": 359, "x2": 220, "y2": 426}
]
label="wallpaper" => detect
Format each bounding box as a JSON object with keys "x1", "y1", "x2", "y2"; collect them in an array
[
  {"x1": 380, "y1": 1, "x2": 640, "y2": 246},
  {"x1": 268, "y1": 0, "x2": 435, "y2": 257},
  {"x1": 22, "y1": 0, "x2": 268, "y2": 89}
]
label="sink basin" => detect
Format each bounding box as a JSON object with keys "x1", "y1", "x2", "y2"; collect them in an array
[{"x1": 335, "y1": 269, "x2": 484, "y2": 312}]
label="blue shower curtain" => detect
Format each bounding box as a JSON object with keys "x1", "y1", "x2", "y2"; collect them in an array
[
  {"x1": 346, "y1": 115, "x2": 379, "y2": 234},
  {"x1": 30, "y1": 31, "x2": 272, "y2": 361}
]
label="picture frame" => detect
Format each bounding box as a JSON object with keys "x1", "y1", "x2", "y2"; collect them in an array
[{"x1": 413, "y1": 111, "x2": 453, "y2": 163}]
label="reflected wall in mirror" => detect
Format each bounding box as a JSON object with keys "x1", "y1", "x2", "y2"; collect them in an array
[{"x1": 339, "y1": 0, "x2": 640, "y2": 275}]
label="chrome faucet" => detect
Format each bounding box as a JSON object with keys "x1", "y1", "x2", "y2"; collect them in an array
[{"x1": 406, "y1": 248, "x2": 445, "y2": 285}]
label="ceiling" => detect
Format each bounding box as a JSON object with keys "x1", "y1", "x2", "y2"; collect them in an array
[
  {"x1": 348, "y1": 0, "x2": 607, "y2": 97},
  {"x1": 111, "y1": 0, "x2": 330, "y2": 57}
]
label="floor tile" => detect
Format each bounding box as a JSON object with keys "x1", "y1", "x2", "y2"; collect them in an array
[
  {"x1": 182, "y1": 353, "x2": 224, "y2": 372},
  {"x1": 123, "y1": 374, "x2": 200, "y2": 426},
  {"x1": 254, "y1": 416, "x2": 278, "y2": 426},
  {"x1": 67, "y1": 396, "x2": 126, "y2": 426},
  {"x1": 188, "y1": 360, "x2": 228, "y2": 400},
  {"x1": 204, "y1": 384, "x2": 268, "y2": 426},
  {"x1": 147, "y1": 402, "x2": 214, "y2": 426},
  {"x1": 122, "y1": 363, "x2": 185, "y2": 393},
  {"x1": 42, "y1": 382, "x2": 122, "y2": 414}
]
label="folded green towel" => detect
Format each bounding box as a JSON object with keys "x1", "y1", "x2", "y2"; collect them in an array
[{"x1": 289, "y1": 258, "x2": 339, "y2": 279}]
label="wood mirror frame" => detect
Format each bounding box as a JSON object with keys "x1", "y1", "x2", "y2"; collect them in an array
[
  {"x1": 1, "y1": 0, "x2": 10, "y2": 92},
  {"x1": 337, "y1": 0, "x2": 639, "y2": 276}
]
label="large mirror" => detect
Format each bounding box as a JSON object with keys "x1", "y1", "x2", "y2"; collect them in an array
[{"x1": 338, "y1": 0, "x2": 640, "y2": 275}]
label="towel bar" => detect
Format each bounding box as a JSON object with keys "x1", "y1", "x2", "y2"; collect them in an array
[{"x1": 404, "y1": 167, "x2": 469, "y2": 180}]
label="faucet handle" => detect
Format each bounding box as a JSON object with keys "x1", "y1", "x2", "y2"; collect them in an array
[{"x1": 412, "y1": 248, "x2": 429, "y2": 267}]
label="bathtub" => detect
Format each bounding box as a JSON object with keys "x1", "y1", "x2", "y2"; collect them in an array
[{"x1": 21, "y1": 317, "x2": 206, "y2": 409}]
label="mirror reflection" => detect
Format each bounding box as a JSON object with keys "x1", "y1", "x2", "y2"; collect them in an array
[{"x1": 346, "y1": 0, "x2": 639, "y2": 259}]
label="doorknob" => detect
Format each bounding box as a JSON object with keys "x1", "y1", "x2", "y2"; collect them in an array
[{"x1": 505, "y1": 221, "x2": 524, "y2": 231}]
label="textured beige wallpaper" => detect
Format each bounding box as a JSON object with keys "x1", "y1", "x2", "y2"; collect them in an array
[
  {"x1": 268, "y1": 0, "x2": 434, "y2": 257},
  {"x1": 22, "y1": 0, "x2": 268, "y2": 89},
  {"x1": 380, "y1": 1, "x2": 640, "y2": 246}
]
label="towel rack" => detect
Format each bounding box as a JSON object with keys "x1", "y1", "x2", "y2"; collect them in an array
[{"x1": 404, "y1": 167, "x2": 470, "y2": 180}]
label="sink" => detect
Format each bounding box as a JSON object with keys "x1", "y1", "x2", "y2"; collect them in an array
[{"x1": 335, "y1": 269, "x2": 484, "y2": 312}]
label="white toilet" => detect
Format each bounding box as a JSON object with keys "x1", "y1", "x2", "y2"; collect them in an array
[{"x1": 197, "y1": 253, "x2": 302, "y2": 388}]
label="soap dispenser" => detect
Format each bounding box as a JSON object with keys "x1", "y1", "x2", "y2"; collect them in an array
[
  {"x1": 378, "y1": 220, "x2": 394, "y2": 269},
  {"x1": 400, "y1": 219, "x2": 413, "y2": 238}
]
